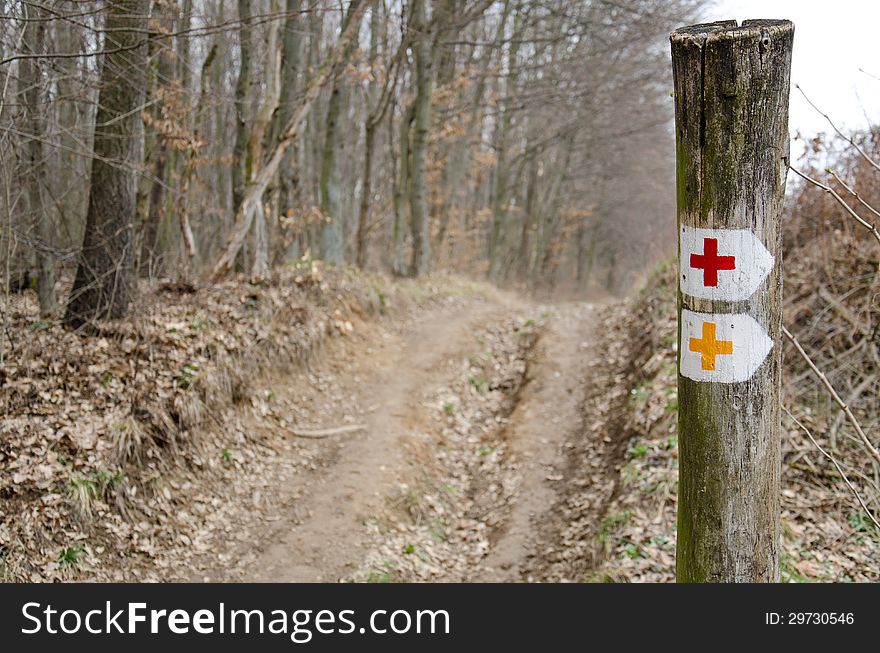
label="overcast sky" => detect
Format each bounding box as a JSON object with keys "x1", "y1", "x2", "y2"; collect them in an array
[{"x1": 714, "y1": 0, "x2": 880, "y2": 152}]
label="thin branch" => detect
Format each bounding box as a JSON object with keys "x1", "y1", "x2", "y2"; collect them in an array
[
  {"x1": 789, "y1": 166, "x2": 880, "y2": 252},
  {"x1": 826, "y1": 169, "x2": 880, "y2": 223},
  {"x1": 0, "y1": 39, "x2": 150, "y2": 68},
  {"x1": 795, "y1": 83, "x2": 880, "y2": 174},
  {"x1": 783, "y1": 325, "x2": 880, "y2": 467},
  {"x1": 0, "y1": 6, "x2": 334, "y2": 67},
  {"x1": 784, "y1": 406, "x2": 880, "y2": 532},
  {"x1": 858, "y1": 67, "x2": 880, "y2": 84}
]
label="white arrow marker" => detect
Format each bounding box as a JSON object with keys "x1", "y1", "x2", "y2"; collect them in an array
[
  {"x1": 680, "y1": 226, "x2": 774, "y2": 301},
  {"x1": 680, "y1": 309, "x2": 773, "y2": 383}
]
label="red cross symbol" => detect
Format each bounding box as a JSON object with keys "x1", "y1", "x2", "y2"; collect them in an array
[{"x1": 690, "y1": 237, "x2": 735, "y2": 287}]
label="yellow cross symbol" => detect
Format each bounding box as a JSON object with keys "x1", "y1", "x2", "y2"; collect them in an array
[{"x1": 689, "y1": 321, "x2": 733, "y2": 371}]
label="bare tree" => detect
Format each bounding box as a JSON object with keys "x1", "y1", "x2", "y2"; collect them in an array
[
  {"x1": 64, "y1": 0, "x2": 150, "y2": 326},
  {"x1": 21, "y1": 3, "x2": 57, "y2": 315}
]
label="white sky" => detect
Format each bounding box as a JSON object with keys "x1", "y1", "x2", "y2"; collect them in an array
[{"x1": 716, "y1": 0, "x2": 880, "y2": 147}]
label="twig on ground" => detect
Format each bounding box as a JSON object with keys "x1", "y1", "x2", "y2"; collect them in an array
[{"x1": 289, "y1": 424, "x2": 366, "y2": 439}]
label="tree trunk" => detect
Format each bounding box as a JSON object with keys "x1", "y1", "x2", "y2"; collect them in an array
[
  {"x1": 488, "y1": 3, "x2": 522, "y2": 282},
  {"x1": 303, "y1": 3, "x2": 324, "y2": 254},
  {"x1": 174, "y1": 0, "x2": 195, "y2": 271},
  {"x1": 576, "y1": 220, "x2": 599, "y2": 286},
  {"x1": 274, "y1": 0, "x2": 304, "y2": 144},
  {"x1": 64, "y1": 0, "x2": 149, "y2": 326},
  {"x1": 434, "y1": 0, "x2": 510, "y2": 256},
  {"x1": 355, "y1": 0, "x2": 381, "y2": 269},
  {"x1": 319, "y1": 2, "x2": 360, "y2": 266},
  {"x1": 177, "y1": 0, "x2": 194, "y2": 93},
  {"x1": 604, "y1": 250, "x2": 616, "y2": 293},
  {"x1": 318, "y1": 81, "x2": 344, "y2": 263},
  {"x1": 273, "y1": 0, "x2": 304, "y2": 260},
  {"x1": 408, "y1": 0, "x2": 433, "y2": 277},
  {"x1": 139, "y1": 4, "x2": 176, "y2": 276},
  {"x1": 141, "y1": 148, "x2": 168, "y2": 276},
  {"x1": 178, "y1": 42, "x2": 218, "y2": 269},
  {"x1": 21, "y1": 4, "x2": 57, "y2": 316},
  {"x1": 391, "y1": 101, "x2": 414, "y2": 276},
  {"x1": 357, "y1": 121, "x2": 376, "y2": 268},
  {"x1": 231, "y1": 0, "x2": 253, "y2": 216},
  {"x1": 250, "y1": 0, "x2": 283, "y2": 277},
  {"x1": 53, "y1": 10, "x2": 87, "y2": 241},
  {"x1": 516, "y1": 152, "x2": 538, "y2": 281},
  {"x1": 536, "y1": 143, "x2": 574, "y2": 278}
]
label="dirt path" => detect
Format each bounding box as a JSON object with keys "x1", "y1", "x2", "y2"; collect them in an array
[
  {"x1": 476, "y1": 303, "x2": 596, "y2": 581},
  {"x1": 185, "y1": 295, "x2": 598, "y2": 583},
  {"x1": 239, "y1": 298, "x2": 510, "y2": 581}
]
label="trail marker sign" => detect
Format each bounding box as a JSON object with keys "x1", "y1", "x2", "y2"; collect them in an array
[
  {"x1": 679, "y1": 309, "x2": 773, "y2": 383},
  {"x1": 680, "y1": 226, "x2": 774, "y2": 301}
]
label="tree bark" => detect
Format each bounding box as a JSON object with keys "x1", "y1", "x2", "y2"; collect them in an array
[
  {"x1": 318, "y1": 81, "x2": 345, "y2": 263},
  {"x1": 434, "y1": 0, "x2": 510, "y2": 256},
  {"x1": 391, "y1": 101, "x2": 414, "y2": 276},
  {"x1": 274, "y1": 0, "x2": 304, "y2": 144},
  {"x1": 273, "y1": 0, "x2": 304, "y2": 260},
  {"x1": 64, "y1": 0, "x2": 149, "y2": 326},
  {"x1": 250, "y1": 0, "x2": 282, "y2": 277},
  {"x1": 178, "y1": 42, "x2": 218, "y2": 268},
  {"x1": 231, "y1": 0, "x2": 253, "y2": 216},
  {"x1": 516, "y1": 152, "x2": 538, "y2": 280},
  {"x1": 488, "y1": 2, "x2": 522, "y2": 282},
  {"x1": 21, "y1": 4, "x2": 57, "y2": 316},
  {"x1": 177, "y1": 0, "x2": 194, "y2": 93},
  {"x1": 576, "y1": 219, "x2": 599, "y2": 286},
  {"x1": 355, "y1": 0, "x2": 381, "y2": 269},
  {"x1": 302, "y1": 3, "x2": 324, "y2": 254},
  {"x1": 536, "y1": 142, "x2": 573, "y2": 279},
  {"x1": 319, "y1": 2, "x2": 360, "y2": 265},
  {"x1": 408, "y1": 0, "x2": 433, "y2": 276},
  {"x1": 671, "y1": 20, "x2": 793, "y2": 583},
  {"x1": 139, "y1": 3, "x2": 176, "y2": 276}
]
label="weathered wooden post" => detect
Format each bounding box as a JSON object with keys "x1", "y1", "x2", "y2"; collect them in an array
[{"x1": 670, "y1": 20, "x2": 793, "y2": 582}]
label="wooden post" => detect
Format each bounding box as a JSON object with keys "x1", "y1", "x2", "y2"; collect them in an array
[{"x1": 671, "y1": 20, "x2": 793, "y2": 582}]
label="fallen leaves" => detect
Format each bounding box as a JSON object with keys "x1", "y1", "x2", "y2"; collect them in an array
[
  {"x1": 352, "y1": 314, "x2": 538, "y2": 582},
  {"x1": 0, "y1": 264, "x2": 390, "y2": 581}
]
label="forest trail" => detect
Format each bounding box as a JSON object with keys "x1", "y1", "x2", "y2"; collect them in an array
[
  {"x1": 244, "y1": 299, "x2": 509, "y2": 581},
  {"x1": 189, "y1": 294, "x2": 598, "y2": 583},
  {"x1": 475, "y1": 304, "x2": 595, "y2": 581}
]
